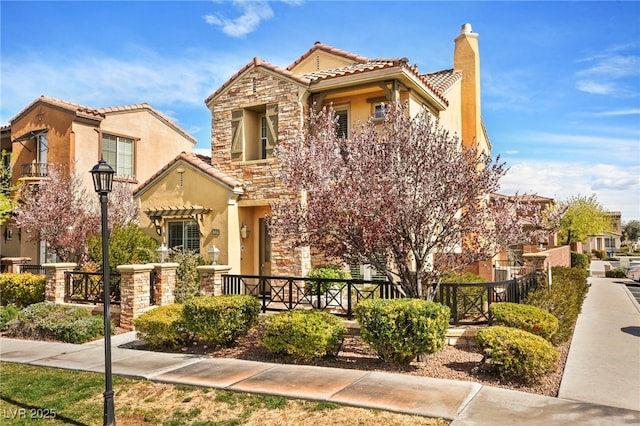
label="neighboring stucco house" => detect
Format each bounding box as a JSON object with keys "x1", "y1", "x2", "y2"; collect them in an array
[
  {"x1": 136, "y1": 23, "x2": 490, "y2": 278},
  {"x1": 584, "y1": 211, "x2": 622, "y2": 256},
  {"x1": 1, "y1": 95, "x2": 196, "y2": 265}
]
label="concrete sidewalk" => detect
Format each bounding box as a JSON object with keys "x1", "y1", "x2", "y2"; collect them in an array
[{"x1": 1, "y1": 276, "x2": 639, "y2": 425}]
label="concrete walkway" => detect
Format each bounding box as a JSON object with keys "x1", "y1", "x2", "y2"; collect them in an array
[{"x1": 1, "y1": 276, "x2": 640, "y2": 425}]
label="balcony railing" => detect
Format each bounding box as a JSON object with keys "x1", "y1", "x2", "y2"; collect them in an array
[{"x1": 21, "y1": 162, "x2": 49, "y2": 178}]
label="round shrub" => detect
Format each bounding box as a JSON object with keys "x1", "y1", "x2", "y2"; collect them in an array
[
  {"x1": 476, "y1": 326, "x2": 559, "y2": 383},
  {"x1": 0, "y1": 273, "x2": 45, "y2": 307},
  {"x1": 134, "y1": 304, "x2": 189, "y2": 348},
  {"x1": 262, "y1": 310, "x2": 346, "y2": 360},
  {"x1": 6, "y1": 302, "x2": 111, "y2": 344},
  {"x1": 305, "y1": 265, "x2": 351, "y2": 295},
  {"x1": 490, "y1": 302, "x2": 559, "y2": 341},
  {"x1": 183, "y1": 295, "x2": 260, "y2": 348},
  {"x1": 355, "y1": 298, "x2": 450, "y2": 364}
]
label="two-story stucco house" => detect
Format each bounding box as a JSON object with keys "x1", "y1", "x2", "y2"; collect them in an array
[
  {"x1": 1, "y1": 95, "x2": 196, "y2": 266},
  {"x1": 135, "y1": 23, "x2": 490, "y2": 279}
]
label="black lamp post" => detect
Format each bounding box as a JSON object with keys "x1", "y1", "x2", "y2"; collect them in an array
[{"x1": 90, "y1": 159, "x2": 116, "y2": 426}]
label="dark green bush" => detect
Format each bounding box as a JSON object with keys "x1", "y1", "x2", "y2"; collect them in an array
[
  {"x1": 183, "y1": 295, "x2": 260, "y2": 348},
  {"x1": 525, "y1": 266, "x2": 589, "y2": 344},
  {"x1": 476, "y1": 326, "x2": 559, "y2": 383},
  {"x1": 6, "y1": 302, "x2": 111, "y2": 344},
  {"x1": 170, "y1": 249, "x2": 208, "y2": 303},
  {"x1": 134, "y1": 304, "x2": 190, "y2": 348},
  {"x1": 592, "y1": 249, "x2": 606, "y2": 260},
  {"x1": 490, "y1": 302, "x2": 558, "y2": 341},
  {"x1": 262, "y1": 310, "x2": 346, "y2": 360},
  {"x1": 605, "y1": 267, "x2": 627, "y2": 278},
  {"x1": 0, "y1": 273, "x2": 46, "y2": 307},
  {"x1": 355, "y1": 298, "x2": 450, "y2": 364},
  {"x1": 571, "y1": 252, "x2": 590, "y2": 270},
  {"x1": 305, "y1": 265, "x2": 351, "y2": 295},
  {"x1": 0, "y1": 305, "x2": 20, "y2": 331},
  {"x1": 89, "y1": 223, "x2": 158, "y2": 272}
]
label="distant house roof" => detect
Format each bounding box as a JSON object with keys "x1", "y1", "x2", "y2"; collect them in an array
[
  {"x1": 9, "y1": 95, "x2": 196, "y2": 144},
  {"x1": 134, "y1": 151, "x2": 243, "y2": 197},
  {"x1": 205, "y1": 42, "x2": 457, "y2": 107}
]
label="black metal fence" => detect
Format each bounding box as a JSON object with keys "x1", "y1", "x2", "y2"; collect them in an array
[
  {"x1": 19, "y1": 264, "x2": 46, "y2": 275},
  {"x1": 64, "y1": 271, "x2": 122, "y2": 304},
  {"x1": 438, "y1": 272, "x2": 538, "y2": 325},
  {"x1": 223, "y1": 275, "x2": 401, "y2": 319},
  {"x1": 223, "y1": 271, "x2": 538, "y2": 325}
]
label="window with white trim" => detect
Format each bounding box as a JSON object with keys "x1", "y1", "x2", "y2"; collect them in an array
[
  {"x1": 102, "y1": 133, "x2": 134, "y2": 178},
  {"x1": 168, "y1": 220, "x2": 200, "y2": 253}
]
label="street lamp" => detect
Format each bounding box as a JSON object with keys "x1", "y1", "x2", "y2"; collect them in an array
[{"x1": 90, "y1": 159, "x2": 116, "y2": 426}]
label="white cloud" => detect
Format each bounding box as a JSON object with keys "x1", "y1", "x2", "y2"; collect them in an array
[
  {"x1": 0, "y1": 48, "x2": 242, "y2": 124},
  {"x1": 499, "y1": 160, "x2": 640, "y2": 221},
  {"x1": 575, "y1": 46, "x2": 640, "y2": 97},
  {"x1": 590, "y1": 108, "x2": 640, "y2": 117},
  {"x1": 204, "y1": 0, "x2": 274, "y2": 38},
  {"x1": 576, "y1": 80, "x2": 615, "y2": 95}
]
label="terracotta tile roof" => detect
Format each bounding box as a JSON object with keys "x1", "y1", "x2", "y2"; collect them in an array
[
  {"x1": 301, "y1": 59, "x2": 406, "y2": 81},
  {"x1": 134, "y1": 151, "x2": 243, "y2": 196},
  {"x1": 10, "y1": 95, "x2": 104, "y2": 123},
  {"x1": 204, "y1": 57, "x2": 310, "y2": 105},
  {"x1": 422, "y1": 69, "x2": 462, "y2": 94},
  {"x1": 98, "y1": 103, "x2": 197, "y2": 144},
  {"x1": 0, "y1": 124, "x2": 11, "y2": 132},
  {"x1": 9, "y1": 96, "x2": 196, "y2": 145},
  {"x1": 286, "y1": 41, "x2": 369, "y2": 71},
  {"x1": 205, "y1": 42, "x2": 456, "y2": 107}
]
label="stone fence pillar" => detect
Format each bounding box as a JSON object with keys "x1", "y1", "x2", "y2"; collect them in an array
[
  {"x1": 197, "y1": 265, "x2": 232, "y2": 296},
  {"x1": 117, "y1": 264, "x2": 154, "y2": 331},
  {"x1": 522, "y1": 252, "x2": 549, "y2": 289},
  {"x1": 42, "y1": 263, "x2": 77, "y2": 303},
  {"x1": 1, "y1": 257, "x2": 32, "y2": 273},
  {"x1": 152, "y1": 263, "x2": 179, "y2": 306}
]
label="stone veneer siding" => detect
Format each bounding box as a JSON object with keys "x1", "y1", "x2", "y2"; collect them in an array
[{"x1": 209, "y1": 67, "x2": 311, "y2": 277}]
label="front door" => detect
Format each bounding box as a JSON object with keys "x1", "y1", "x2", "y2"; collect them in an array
[{"x1": 259, "y1": 218, "x2": 271, "y2": 276}]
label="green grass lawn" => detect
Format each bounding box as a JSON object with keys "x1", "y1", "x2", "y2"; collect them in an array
[{"x1": 0, "y1": 362, "x2": 446, "y2": 426}]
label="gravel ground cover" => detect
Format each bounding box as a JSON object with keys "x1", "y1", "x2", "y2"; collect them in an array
[{"x1": 130, "y1": 319, "x2": 570, "y2": 398}]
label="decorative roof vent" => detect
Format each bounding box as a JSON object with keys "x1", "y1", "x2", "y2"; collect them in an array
[{"x1": 460, "y1": 23, "x2": 473, "y2": 34}]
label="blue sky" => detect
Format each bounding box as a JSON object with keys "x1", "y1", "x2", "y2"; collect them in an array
[{"x1": 2, "y1": 1, "x2": 639, "y2": 222}]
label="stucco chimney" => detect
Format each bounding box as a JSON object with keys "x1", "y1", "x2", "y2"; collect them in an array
[{"x1": 454, "y1": 23, "x2": 482, "y2": 151}]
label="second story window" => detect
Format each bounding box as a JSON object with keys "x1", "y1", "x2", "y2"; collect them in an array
[
  {"x1": 335, "y1": 107, "x2": 349, "y2": 138},
  {"x1": 230, "y1": 104, "x2": 278, "y2": 161},
  {"x1": 102, "y1": 133, "x2": 134, "y2": 178}
]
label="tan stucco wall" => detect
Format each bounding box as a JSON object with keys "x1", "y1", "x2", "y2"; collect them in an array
[
  {"x1": 99, "y1": 109, "x2": 195, "y2": 184},
  {"x1": 10, "y1": 104, "x2": 82, "y2": 185},
  {"x1": 137, "y1": 161, "x2": 241, "y2": 271},
  {"x1": 289, "y1": 50, "x2": 356, "y2": 74}
]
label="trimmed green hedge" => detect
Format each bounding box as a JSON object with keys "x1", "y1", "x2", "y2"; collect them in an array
[
  {"x1": 0, "y1": 273, "x2": 46, "y2": 307},
  {"x1": 134, "y1": 304, "x2": 190, "y2": 348},
  {"x1": 571, "y1": 252, "x2": 590, "y2": 270},
  {"x1": 6, "y1": 302, "x2": 111, "y2": 344},
  {"x1": 183, "y1": 295, "x2": 260, "y2": 348},
  {"x1": 355, "y1": 298, "x2": 450, "y2": 364},
  {"x1": 490, "y1": 302, "x2": 559, "y2": 341},
  {"x1": 262, "y1": 310, "x2": 346, "y2": 360},
  {"x1": 476, "y1": 326, "x2": 559, "y2": 383},
  {"x1": 525, "y1": 266, "x2": 589, "y2": 344}
]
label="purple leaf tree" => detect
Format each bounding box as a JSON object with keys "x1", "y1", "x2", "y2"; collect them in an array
[{"x1": 271, "y1": 102, "x2": 554, "y2": 298}]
